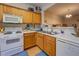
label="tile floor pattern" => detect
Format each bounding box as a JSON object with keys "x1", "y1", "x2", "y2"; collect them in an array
[{"x1": 14, "y1": 46, "x2": 47, "y2": 56}]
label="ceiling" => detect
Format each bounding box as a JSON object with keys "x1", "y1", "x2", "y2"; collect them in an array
[
  {"x1": 6, "y1": 3, "x2": 55, "y2": 11},
  {"x1": 45, "y1": 3, "x2": 79, "y2": 18},
  {"x1": 30, "y1": 3, "x2": 53, "y2": 7},
  {"x1": 30, "y1": 3, "x2": 55, "y2": 10}
]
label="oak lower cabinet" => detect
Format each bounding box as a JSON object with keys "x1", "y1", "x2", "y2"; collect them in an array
[
  {"x1": 43, "y1": 35, "x2": 56, "y2": 56},
  {"x1": 36, "y1": 33, "x2": 56, "y2": 56},
  {"x1": 24, "y1": 32, "x2": 36, "y2": 49},
  {"x1": 36, "y1": 33, "x2": 44, "y2": 50}
]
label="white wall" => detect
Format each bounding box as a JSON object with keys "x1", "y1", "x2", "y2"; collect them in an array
[
  {"x1": 41, "y1": 11, "x2": 45, "y2": 24},
  {"x1": 41, "y1": 3, "x2": 55, "y2": 25},
  {"x1": 5, "y1": 3, "x2": 34, "y2": 10}
]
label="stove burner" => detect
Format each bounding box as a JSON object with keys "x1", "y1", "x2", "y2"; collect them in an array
[
  {"x1": 4, "y1": 31, "x2": 12, "y2": 34},
  {"x1": 16, "y1": 31, "x2": 22, "y2": 33}
]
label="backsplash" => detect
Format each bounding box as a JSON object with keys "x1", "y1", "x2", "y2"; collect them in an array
[
  {"x1": 2, "y1": 23, "x2": 26, "y2": 31},
  {"x1": 24, "y1": 24, "x2": 34, "y2": 30},
  {"x1": 52, "y1": 27, "x2": 76, "y2": 34},
  {"x1": 2, "y1": 23, "x2": 76, "y2": 35}
]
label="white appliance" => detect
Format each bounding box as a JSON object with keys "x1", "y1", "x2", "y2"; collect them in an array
[
  {"x1": 0, "y1": 27, "x2": 23, "y2": 56},
  {"x1": 56, "y1": 39, "x2": 79, "y2": 56},
  {"x1": 3, "y1": 14, "x2": 22, "y2": 23},
  {"x1": 42, "y1": 25, "x2": 48, "y2": 33}
]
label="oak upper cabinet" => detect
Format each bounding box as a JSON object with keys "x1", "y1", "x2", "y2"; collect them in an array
[
  {"x1": 1, "y1": 4, "x2": 41, "y2": 24},
  {"x1": 23, "y1": 11, "x2": 33, "y2": 23},
  {"x1": 24, "y1": 32, "x2": 36, "y2": 49},
  {"x1": 3, "y1": 5, "x2": 22, "y2": 16},
  {"x1": 11, "y1": 7, "x2": 19, "y2": 15},
  {"x1": 32, "y1": 13, "x2": 41, "y2": 24},
  {"x1": 11, "y1": 8, "x2": 23, "y2": 17},
  {"x1": 36, "y1": 33, "x2": 44, "y2": 50},
  {"x1": 3, "y1": 5, "x2": 13, "y2": 14},
  {"x1": 44, "y1": 35, "x2": 56, "y2": 56},
  {"x1": 0, "y1": 4, "x2": 3, "y2": 22}
]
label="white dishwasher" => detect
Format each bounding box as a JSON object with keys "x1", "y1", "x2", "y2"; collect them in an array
[{"x1": 56, "y1": 38, "x2": 79, "y2": 56}]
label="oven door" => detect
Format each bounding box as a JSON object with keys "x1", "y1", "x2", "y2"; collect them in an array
[{"x1": 0, "y1": 34, "x2": 23, "y2": 51}]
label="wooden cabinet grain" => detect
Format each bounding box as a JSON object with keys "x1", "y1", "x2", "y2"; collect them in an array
[
  {"x1": 24, "y1": 32, "x2": 36, "y2": 49},
  {"x1": 3, "y1": 5, "x2": 13, "y2": 14},
  {"x1": 36, "y1": 33, "x2": 44, "y2": 50},
  {"x1": 3, "y1": 5, "x2": 23, "y2": 16},
  {"x1": 36, "y1": 33, "x2": 56, "y2": 56},
  {"x1": 0, "y1": 4, "x2": 41, "y2": 24},
  {"x1": 11, "y1": 7, "x2": 19, "y2": 16},
  {"x1": 33, "y1": 13, "x2": 41, "y2": 24},
  {"x1": 43, "y1": 35, "x2": 56, "y2": 56},
  {"x1": 0, "y1": 4, "x2": 3, "y2": 22},
  {"x1": 23, "y1": 11, "x2": 33, "y2": 23}
]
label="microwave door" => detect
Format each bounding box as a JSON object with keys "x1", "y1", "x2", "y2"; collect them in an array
[
  {"x1": 4, "y1": 17, "x2": 19, "y2": 23},
  {"x1": 3, "y1": 14, "x2": 22, "y2": 23}
]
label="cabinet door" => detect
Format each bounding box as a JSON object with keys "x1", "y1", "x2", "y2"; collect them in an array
[
  {"x1": 11, "y1": 7, "x2": 18, "y2": 15},
  {"x1": 23, "y1": 11, "x2": 33, "y2": 23},
  {"x1": 24, "y1": 35, "x2": 31, "y2": 49},
  {"x1": 18, "y1": 9, "x2": 23, "y2": 16},
  {"x1": 43, "y1": 37, "x2": 48, "y2": 53},
  {"x1": 31, "y1": 33, "x2": 36, "y2": 45},
  {"x1": 44, "y1": 35, "x2": 56, "y2": 56},
  {"x1": 33, "y1": 13, "x2": 41, "y2": 24},
  {"x1": 24, "y1": 33, "x2": 36, "y2": 49},
  {"x1": 3, "y1": 5, "x2": 13, "y2": 14},
  {"x1": 3, "y1": 5, "x2": 23, "y2": 16},
  {"x1": 11, "y1": 8, "x2": 22, "y2": 16},
  {"x1": 36, "y1": 33, "x2": 44, "y2": 50},
  {"x1": 48, "y1": 39, "x2": 56, "y2": 56},
  {"x1": 0, "y1": 4, "x2": 3, "y2": 22}
]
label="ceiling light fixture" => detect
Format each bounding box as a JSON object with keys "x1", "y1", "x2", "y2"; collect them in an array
[{"x1": 65, "y1": 9, "x2": 72, "y2": 18}]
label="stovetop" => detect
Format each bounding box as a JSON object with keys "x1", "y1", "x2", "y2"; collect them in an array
[{"x1": 3, "y1": 31, "x2": 22, "y2": 35}]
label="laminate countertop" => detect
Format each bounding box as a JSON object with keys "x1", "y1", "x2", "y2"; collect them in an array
[
  {"x1": 23, "y1": 30, "x2": 79, "y2": 46},
  {"x1": 23, "y1": 30, "x2": 36, "y2": 33}
]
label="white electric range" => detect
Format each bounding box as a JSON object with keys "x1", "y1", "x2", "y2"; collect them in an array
[{"x1": 0, "y1": 27, "x2": 23, "y2": 56}]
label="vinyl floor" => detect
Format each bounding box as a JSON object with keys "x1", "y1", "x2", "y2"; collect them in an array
[{"x1": 14, "y1": 46, "x2": 47, "y2": 56}]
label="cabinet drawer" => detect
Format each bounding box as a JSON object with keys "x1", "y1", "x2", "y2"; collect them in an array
[
  {"x1": 24, "y1": 32, "x2": 35, "y2": 36},
  {"x1": 45, "y1": 35, "x2": 56, "y2": 41}
]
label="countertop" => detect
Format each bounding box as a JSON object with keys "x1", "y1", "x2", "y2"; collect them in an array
[
  {"x1": 39, "y1": 32, "x2": 79, "y2": 46},
  {"x1": 23, "y1": 30, "x2": 79, "y2": 46},
  {"x1": 0, "y1": 30, "x2": 79, "y2": 46},
  {"x1": 23, "y1": 30, "x2": 36, "y2": 33}
]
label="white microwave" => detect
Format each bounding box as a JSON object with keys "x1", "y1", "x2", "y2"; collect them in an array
[{"x1": 3, "y1": 14, "x2": 22, "y2": 23}]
